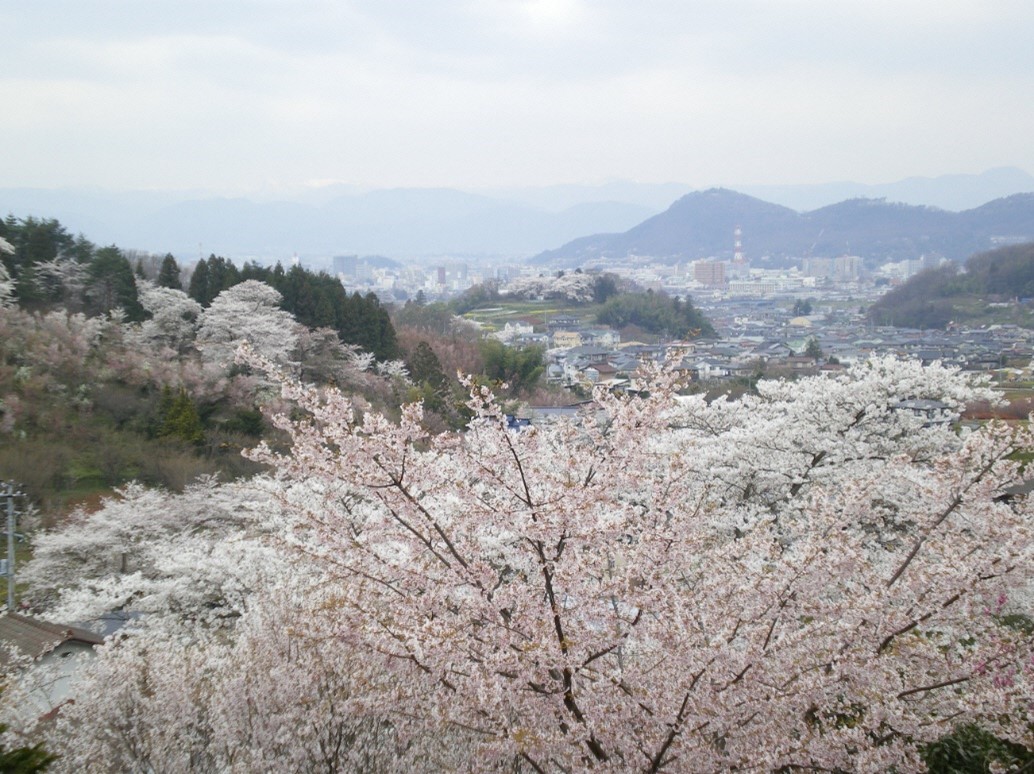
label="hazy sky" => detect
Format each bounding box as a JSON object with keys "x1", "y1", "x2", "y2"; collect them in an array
[{"x1": 3, "y1": 0, "x2": 1033, "y2": 194}]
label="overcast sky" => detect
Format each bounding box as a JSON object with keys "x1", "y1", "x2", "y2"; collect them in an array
[{"x1": 2, "y1": 0, "x2": 1033, "y2": 195}]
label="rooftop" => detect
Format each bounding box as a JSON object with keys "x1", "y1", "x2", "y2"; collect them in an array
[{"x1": 0, "y1": 613, "x2": 104, "y2": 665}]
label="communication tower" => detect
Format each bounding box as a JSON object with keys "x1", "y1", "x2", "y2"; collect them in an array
[{"x1": 730, "y1": 225, "x2": 749, "y2": 278}]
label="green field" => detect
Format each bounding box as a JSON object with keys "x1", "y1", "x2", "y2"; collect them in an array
[{"x1": 462, "y1": 300, "x2": 602, "y2": 332}]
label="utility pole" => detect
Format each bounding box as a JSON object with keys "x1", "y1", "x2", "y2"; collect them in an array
[{"x1": 3, "y1": 481, "x2": 20, "y2": 611}]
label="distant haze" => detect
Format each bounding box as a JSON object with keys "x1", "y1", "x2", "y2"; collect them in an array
[
  {"x1": 2, "y1": 2, "x2": 1034, "y2": 193},
  {"x1": 3, "y1": 168, "x2": 1033, "y2": 259}
]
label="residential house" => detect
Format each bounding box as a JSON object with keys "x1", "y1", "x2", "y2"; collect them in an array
[{"x1": 551, "y1": 330, "x2": 583, "y2": 349}]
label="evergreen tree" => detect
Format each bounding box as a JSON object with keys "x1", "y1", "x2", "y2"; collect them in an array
[
  {"x1": 156, "y1": 254, "x2": 182, "y2": 290},
  {"x1": 282, "y1": 265, "x2": 312, "y2": 320},
  {"x1": 85, "y1": 246, "x2": 145, "y2": 320},
  {"x1": 188, "y1": 259, "x2": 211, "y2": 306},
  {"x1": 239, "y1": 260, "x2": 268, "y2": 282},
  {"x1": 407, "y1": 340, "x2": 447, "y2": 390},
  {"x1": 181, "y1": 255, "x2": 400, "y2": 360},
  {"x1": 17, "y1": 217, "x2": 73, "y2": 266},
  {"x1": 206, "y1": 255, "x2": 240, "y2": 300},
  {"x1": 2, "y1": 216, "x2": 75, "y2": 304},
  {"x1": 353, "y1": 291, "x2": 399, "y2": 361},
  {"x1": 804, "y1": 337, "x2": 824, "y2": 360},
  {"x1": 592, "y1": 273, "x2": 619, "y2": 303},
  {"x1": 69, "y1": 234, "x2": 95, "y2": 264},
  {"x1": 313, "y1": 291, "x2": 336, "y2": 329},
  {"x1": 157, "y1": 387, "x2": 205, "y2": 445},
  {"x1": 188, "y1": 256, "x2": 239, "y2": 306}
]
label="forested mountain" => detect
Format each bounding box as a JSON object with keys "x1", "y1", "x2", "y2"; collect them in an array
[
  {"x1": 868, "y1": 242, "x2": 1034, "y2": 328},
  {"x1": 533, "y1": 190, "x2": 1034, "y2": 266}
]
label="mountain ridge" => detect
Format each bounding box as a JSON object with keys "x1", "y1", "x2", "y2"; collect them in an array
[
  {"x1": 2, "y1": 167, "x2": 1032, "y2": 259},
  {"x1": 532, "y1": 189, "x2": 1034, "y2": 266}
]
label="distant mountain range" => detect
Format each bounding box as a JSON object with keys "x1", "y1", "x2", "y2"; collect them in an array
[
  {"x1": 734, "y1": 166, "x2": 1034, "y2": 213},
  {"x1": 2, "y1": 167, "x2": 1032, "y2": 260},
  {"x1": 533, "y1": 189, "x2": 1034, "y2": 267},
  {"x1": 486, "y1": 167, "x2": 1034, "y2": 214},
  {"x1": 0, "y1": 186, "x2": 655, "y2": 261}
]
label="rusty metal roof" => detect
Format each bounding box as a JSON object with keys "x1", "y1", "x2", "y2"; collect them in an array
[{"x1": 0, "y1": 613, "x2": 104, "y2": 665}]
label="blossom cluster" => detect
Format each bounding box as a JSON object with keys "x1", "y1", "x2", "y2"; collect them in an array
[{"x1": 11, "y1": 356, "x2": 1033, "y2": 771}]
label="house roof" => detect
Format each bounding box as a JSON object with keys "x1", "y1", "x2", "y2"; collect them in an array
[
  {"x1": 566, "y1": 345, "x2": 612, "y2": 358},
  {"x1": 0, "y1": 613, "x2": 104, "y2": 665},
  {"x1": 891, "y1": 399, "x2": 950, "y2": 411}
]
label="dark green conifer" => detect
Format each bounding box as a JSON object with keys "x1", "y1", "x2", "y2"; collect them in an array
[{"x1": 157, "y1": 254, "x2": 182, "y2": 290}]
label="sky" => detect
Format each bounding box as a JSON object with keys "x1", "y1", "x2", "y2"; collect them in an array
[{"x1": 2, "y1": 0, "x2": 1034, "y2": 195}]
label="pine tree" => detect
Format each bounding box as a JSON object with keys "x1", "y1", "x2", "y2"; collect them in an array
[
  {"x1": 157, "y1": 387, "x2": 205, "y2": 445},
  {"x1": 407, "y1": 340, "x2": 447, "y2": 390},
  {"x1": 85, "y1": 246, "x2": 145, "y2": 320},
  {"x1": 188, "y1": 259, "x2": 211, "y2": 306},
  {"x1": 156, "y1": 254, "x2": 182, "y2": 290}
]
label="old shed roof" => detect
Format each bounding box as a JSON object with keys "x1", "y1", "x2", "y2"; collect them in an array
[{"x1": 0, "y1": 613, "x2": 104, "y2": 665}]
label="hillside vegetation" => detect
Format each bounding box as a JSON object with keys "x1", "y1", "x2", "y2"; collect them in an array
[
  {"x1": 0, "y1": 215, "x2": 410, "y2": 510},
  {"x1": 868, "y1": 243, "x2": 1034, "y2": 328},
  {"x1": 596, "y1": 290, "x2": 715, "y2": 339},
  {"x1": 0, "y1": 215, "x2": 590, "y2": 506}
]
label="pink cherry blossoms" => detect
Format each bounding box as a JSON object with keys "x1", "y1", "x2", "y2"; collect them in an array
[
  {"x1": 241, "y1": 354, "x2": 1032, "y2": 771},
  {"x1": 13, "y1": 353, "x2": 1033, "y2": 772}
]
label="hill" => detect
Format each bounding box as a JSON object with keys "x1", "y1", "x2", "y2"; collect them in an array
[
  {"x1": 532, "y1": 190, "x2": 1034, "y2": 267},
  {"x1": 868, "y1": 243, "x2": 1034, "y2": 328}
]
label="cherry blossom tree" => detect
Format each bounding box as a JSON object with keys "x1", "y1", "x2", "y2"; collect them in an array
[
  {"x1": 504, "y1": 272, "x2": 598, "y2": 303},
  {"x1": 196, "y1": 280, "x2": 300, "y2": 370},
  {"x1": 133, "y1": 280, "x2": 203, "y2": 353},
  {"x1": 0, "y1": 265, "x2": 14, "y2": 310},
  {"x1": 31, "y1": 257, "x2": 87, "y2": 309},
  {"x1": 21, "y1": 478, "x2": 279, "y2": 627},
  {"x1": 0, "y1": 237, "x2": 15, "y2": 308},
  {"x1": 240, "y1": 355, "x2": 1032, "y2": 771},
  {"x1": 12, "y1": 356, "x2": 1034, "y2": 771},
  {"x1": 41, "y1": 583, "x2": 474, "y2": 773},
  {"x1": 18, "y1": 478, "x2": 471, "y2": 772}
]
